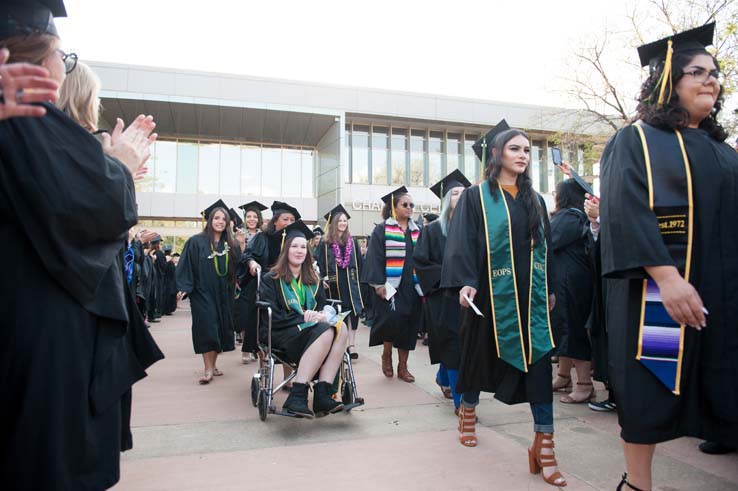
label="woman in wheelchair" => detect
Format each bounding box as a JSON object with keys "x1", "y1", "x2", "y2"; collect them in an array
[{"x1": 260, "y1": 220, "x2": 349, "y2": 418}]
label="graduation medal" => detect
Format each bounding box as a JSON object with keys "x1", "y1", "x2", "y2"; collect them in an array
[
  {"x1": 479, "y1": 180, "x2": 554, "y2": 373},
  {"x1": 633, "y1": 121, "x2": 694, "y2": 395}
]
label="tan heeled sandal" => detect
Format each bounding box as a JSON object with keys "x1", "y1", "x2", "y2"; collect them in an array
[
  {"x1": 552, "y1": 373, "x2": 572, "y2": 392},
  {"x1": 458, "y1": 405, "x2": 477, "y2": 447},
  {"x1": 560, "y1": 382, "x2": 595, "y2": 404},
  {"x1": 528, "y1": 432, "x2": 567, "y2": 487}
]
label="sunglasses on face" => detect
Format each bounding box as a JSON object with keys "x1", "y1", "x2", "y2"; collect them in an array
[{"x1": 398, "y1": 202, "x2": 415, "y2": 209}]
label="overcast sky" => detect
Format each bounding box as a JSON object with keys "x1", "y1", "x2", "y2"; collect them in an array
[{"x1": 56, "y1": 0, "x2": 645, "y2": 109}]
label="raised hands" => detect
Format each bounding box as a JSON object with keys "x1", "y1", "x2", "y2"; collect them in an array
[
  {"x1": 102, "y1": 115, "x2": 158, "y2": 178},
  {"x1": 0, "y1": 48, "x2": 60, "y2": 120}
]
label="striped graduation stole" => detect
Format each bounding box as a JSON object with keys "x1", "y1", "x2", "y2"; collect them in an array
[
  {"x1": 384, "y1": 220, "x2": 419, "y2": 289},
  {"x1": 633, "y1": 122, "x2": 694, "y2": 395}
]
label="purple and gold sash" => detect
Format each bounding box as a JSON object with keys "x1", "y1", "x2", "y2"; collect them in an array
[{"x1": 633, "y1": 122, "x2": 693, "y2": 395}]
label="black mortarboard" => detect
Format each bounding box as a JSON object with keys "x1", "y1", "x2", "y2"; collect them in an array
[
  {"x1": 201, "y1": 199, "x2": 229, "y2": 220},
  {"x1": 423, "y1": 213, "x2": 439, "y2": 222},
  {"x1": 0, "y1": 1, "x2": 67, "y2": 39},
  {"x1": 150, "y1": 235, "x2": 161, "y2": 244},
  {"x1": 472, "y1": 119, "x2": 510, "y2": 163},
  {"x1": 637, "y1": 23, "x2": 715, "y2": 70},
  {"x1": 238, "y1": 200, "x2": 268, "y2": 213},
  {"x1": 163, "y1": 244, "x2": 172, "y2": 252},
  {"x1": 270, "y1": 200, "x2": 301, "y2": 221},
  {"x1": 380, "y1": 186, "x2": 409, "y2": 205},
  {"x1": 430, "y1": 169, "x2": 472, "y2": 199},
  {"x1": 282, "y1": 220, "x2": 315, "y2": 241},
  {"x1": 312, "y1": 226, "x2": 324, "y2": 236},
  {"x1": 229, "y1": 208, "x2": 243, "y2": 229},
  {"x1": 324, "y1": 203, "x2": 351, "y2": 222}
]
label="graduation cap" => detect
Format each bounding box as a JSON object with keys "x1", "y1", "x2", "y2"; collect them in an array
[
  {"x1": 201, "y1": 199, "x2": 229, "y2": 221},
  {"x1": 238, "y1": 200, "x2": 268, "y2": 214},
  {"x1": 0, "y1": 0, "x2": 67, "y2": 39},
  {"x1": 150, "y1": 235, "x2": 162, "y2": 244},
  {"x1": 270, "y1": 200, "x2": 301, "y2": 221},
  {"x1": 228, "y1": 208, "x2": 243, "y2": 229},
  {"x1": 163, "y1": 244, "x2": 172, "y2": 253},
  {"x1": 472, "y1": 119, "x2": 511, "y2": 164},
  {"x1": 312, "y1": 226, "x2": 324, "y2": 236},
  {"x1": 323, "y1": 203, "x2": 351, "y2": 225},
  {"x1": 637, "y1": 23, "x2": 715, "y2": 107},
  {"x1": 430, "y1": 169, "x2": 472, "y2": 200},
  {"x1": 282, "y1": 220, "x2": 315, "y2": 242},
  {"x1": 423, "y1": 213, "x2": 439, "y2": 222}
]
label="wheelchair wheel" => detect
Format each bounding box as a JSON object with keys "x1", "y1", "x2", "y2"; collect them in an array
[
  {"x1": 250, "y1": 375, "x2": 259, "y2": 407},
  {"x1": 258, "y1": 390, "x2": 268, "y2": 421}
]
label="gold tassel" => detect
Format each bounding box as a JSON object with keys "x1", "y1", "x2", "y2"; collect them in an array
[
  {"x1": 656, "y1": 39, "x2": 674, "y2": 108},
  {"x1": 391, "y1": 194, "x2": 396, "y2": 220},
  {"x1": 280, "y1": 229, "x2": 287, "y2": 251},
  {"x1": 326, "y1": 212, "x2": 332, "y2": 228}
]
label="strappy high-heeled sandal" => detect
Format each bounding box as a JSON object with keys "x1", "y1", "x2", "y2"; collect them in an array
[
  {"x1": 528, "y1": 432, "x2": 567, "y2": 487},
  {"x1": 616, "y1": 473, "x2": 649, "y2": 491},
  {"x1": 552, "y1": 373, "x2": 572, "y2": 392},
  {"x1": 458, "y1": 405, "x2": 477, "y2": 447}
]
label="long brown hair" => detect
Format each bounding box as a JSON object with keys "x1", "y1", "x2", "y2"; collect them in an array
[
  {"x1": 200, "y1": 207, "x2": 238, "y2": 278},
  {"x1": 270, "y1": 235, "x2": 320, "y2": 285},
  {"x1": 485, "y1": 129, "x2": 543, "y2": 244},
  {"x1": 326, "y1": 212, "x2": 351, "y2": 246},
  {"x1": 1, "y1": 33, "x2": 58, "y2": 65}
]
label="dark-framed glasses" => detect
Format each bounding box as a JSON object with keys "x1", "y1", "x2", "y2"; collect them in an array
[
  {"x1": 58, "y1": 49, "x2": 78, "y2": 74},
  {"x1": 682, "y1": 67, "x2": 722, "y2": 84},
  {"x1": 399, "y1": 202, "x2": 415, "y2": 209}
]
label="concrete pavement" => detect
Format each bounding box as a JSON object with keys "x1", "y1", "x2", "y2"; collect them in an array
[{"x1": 112, "y1": 303, "x2": 738, "y2": 491}]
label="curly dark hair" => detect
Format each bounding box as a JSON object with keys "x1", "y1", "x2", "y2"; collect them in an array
[
  {"x1": 635, "y1": 49, "x2": 727, "y2": 142},
  {"x1": 553, "y1": 179, "x2": 586, "y2": 213},
  {"x1": 485, "y1": 128, "x2": 543, "y2": 244}
]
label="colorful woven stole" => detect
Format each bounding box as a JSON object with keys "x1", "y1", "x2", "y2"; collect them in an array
[
  {"x1": 633, "y1": 122, "x2": 693, "y2": 395},
  {"x1": 279, "y1": 276, "x2": 319, "y2": 331},
  {"x1": 384, "y1": 218, "x2": 419, "y2": 290},
  {"x1": 479, "y1": 180, "x2": 554, "y2": 373}
]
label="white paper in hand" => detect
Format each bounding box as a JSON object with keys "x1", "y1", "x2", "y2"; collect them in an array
[
  {"x1": 384, "y1": 282, "x2": 397, "y2": 300},
  {"x1": 462, "y1": 293, "x2": 484, "y2": 317}
]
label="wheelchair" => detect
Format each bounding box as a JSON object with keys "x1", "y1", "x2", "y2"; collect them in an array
[{"x1": 249, "y1": 275, "x2": 364, "y2": 421}]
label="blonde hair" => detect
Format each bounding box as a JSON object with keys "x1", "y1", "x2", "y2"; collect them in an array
[{"x1": 57, "y1": 61, "x2": 101, "y2": 132}]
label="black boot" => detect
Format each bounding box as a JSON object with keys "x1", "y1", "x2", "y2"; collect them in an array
[
  {"x1": 313, "y1": 381, "x2": 344, "y2": 416},
  {"x1": 282, "y1": 382, "x2": 314, "y2": 418}
]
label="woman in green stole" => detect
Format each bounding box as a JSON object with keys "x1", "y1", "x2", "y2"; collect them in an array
[
  {"x1": 442, "y1": 128, "x2": 565, "y2": 487},
  {"x1": 260, "y1": 221, "x2": 349, "y2": 418}
]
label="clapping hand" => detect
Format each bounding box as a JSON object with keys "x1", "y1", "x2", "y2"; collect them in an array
[
  {"x1": 102, "y1": 115, "x2": 158, "y2": 176},
  {"x1": 0, "y1": 48, "x2": 60, "y2": 120}
]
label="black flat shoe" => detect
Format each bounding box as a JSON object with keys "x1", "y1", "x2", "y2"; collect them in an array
[{"x1": 699, "y1": 441, "x2": 737, "y2": 455}]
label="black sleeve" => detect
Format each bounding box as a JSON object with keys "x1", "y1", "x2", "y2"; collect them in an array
[
  {"x1": 551, "y1": 210, "x2": 589, "y2": 251},
  {"x1": 600, "y1": 126, "x2": 674, "y2": 278},
  {"x1": 441, "y1": 186, "x2": 482, "y2": 290},
  {"x1": 316, "y1": 240, "x2": 327, "y2": 278},
  {"x1": 360, "y1": 224, "x2": 387, "y2": 286},
  {"x1": 175, "y1": 237, "x2": 198, "y2": 293},
  {"x1": 540, "y1": 197, "x2": 555, "y2": 294},
  {"x1": 413, "y1": 222, "x2": 442, "y2": 295}
]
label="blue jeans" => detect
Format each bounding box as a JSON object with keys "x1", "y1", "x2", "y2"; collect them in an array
[
  {"x1": 436, "y1": 364, "x2": 461, "y2": 409},
  {"x1": 461, "y1": 389, "x2": 554, "y2": 433}
]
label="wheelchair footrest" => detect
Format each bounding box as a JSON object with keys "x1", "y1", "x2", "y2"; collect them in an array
[{"x1": 342, "y1": 399, "x2": 365, "y2": 412}]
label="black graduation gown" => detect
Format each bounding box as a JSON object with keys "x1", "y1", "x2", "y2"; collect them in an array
[
  {"x1": 441, "y1": 185, "x2": 554, "y2": 405},
  {"x1": 413, "y1": 220, "x2": 462, "y2": 368},
  {"x1": 600, "y1": 125, "x2": 738, "y2": 445},
  {"x1": 258, "y1": 272, "x2": 332, "y2": 362},
  {"x1": 176, "y1": 234, "x2": 237, "y2": 354},
  {"x1": 163, "y1": 260, "x2": 178, "y2": 314},
  {"x1": 360, "y1": 221, "x2": 422, "y2": 351},
  {"x1": 237, "y1": 229, "x2": 282, "y2": 352},
  {"x1": 549, "y1": 208, "x2": 593, "y2": 361},
  {"x1": 315, "y1": 237, "x2": 365, "y2": 324},
  {"x1": 153, "y1": 249, "x2": 167, "y2": 312},
  {"x1": 588, "y1": 237, "x2": 609, "y2": 384},
  {"x1": 0, "y1": 103, "x2": 146, "y2": 490}
]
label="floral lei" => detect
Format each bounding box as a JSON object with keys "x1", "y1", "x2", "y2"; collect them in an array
[{"x1": 331, "y1": 236, "x2": 353, "y2": 269}]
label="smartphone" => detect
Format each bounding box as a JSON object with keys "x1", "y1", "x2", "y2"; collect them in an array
[{"x1": 551, "y1": 147, "x2": 563, "y2": 166}]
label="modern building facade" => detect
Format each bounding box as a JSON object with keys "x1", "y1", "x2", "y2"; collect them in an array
[{"x1": 90, "y1": 61, "x2": 600, "y2": 249}]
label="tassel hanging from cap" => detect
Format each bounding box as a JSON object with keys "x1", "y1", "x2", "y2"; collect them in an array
[
  {"x1": 326, "y1": 212, "x2": 332, "y2": 228},
  {"x1": 391, "y1": 193, "x2": 397, "y2": 220},
  {"x1": 655, "y1": 39, "x2": 674, "y2": 107},
  {"x1": 280, "y1": 229, "x2": 287, "y2": 251},
  {"x1": 481, "y1": 138, "x2": 488, "y2": 180}
]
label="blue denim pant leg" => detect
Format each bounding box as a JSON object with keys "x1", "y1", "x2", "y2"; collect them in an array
[
  {"x1": 461, "y1": 389, "x2": 480, "y2": 408},
  {"x1": 447, "y1": 368, "x2": 461, "y2": 409},
  {"x1": 436, "y1": 364, "x2": 449, "y2": 387},
  {"x1": 530, "y1": 402, "x2": 554, "y2": 433}
]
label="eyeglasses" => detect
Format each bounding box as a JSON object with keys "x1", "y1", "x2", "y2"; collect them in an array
[
  {"x1": 399, "y1": 202, "x2": 415, "y2": 209},
  {"x1": 682, "y1": 67, "x2": 722, "y2": 85},
  {"x1": 57, "y1": 49, "x2": 78, "y2": 74}
]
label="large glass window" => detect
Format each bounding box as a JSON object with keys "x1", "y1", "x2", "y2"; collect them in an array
[
  {"x1": 136, "y1": 141, "x2": 156, "y2": 192},
  {"x1": 531, "y1": 144, "x2": 542, "y2": 192},
  {"x1": 463, "y1": 134, "x2": 479, "y2": 182},
  {"x1": 176, "y1": 142, "x2": 198, "y2": 194},
  {"x1": 428, "y1": 131, "x2": 444, "y2": 185},
  {"x1": 154, "y1": 140, "x2": 176, "y2": 193},
  {"x1": 371, "y1": 126, "x2": 389, "y2": 185},
  {"x1": 446, "y1": 132, "x2": 461, "y2": 175},
  {"x1": 261, "y1": 147, "x2": 282, "y2": 196},
  {"x1": 219, "y1": 144, "x2": 241, "y2": 195},
  {"x1": 302, "y1": 150, "x2": 314, "y2": 198},
  {"x1": 282, "y1": 147, "x2": 302, "y2": 196},
  {"x1": 409, "y1": 129, "x2": 426, "y2": 186},
  {"x1": 391, "y1": 128, "x2": 407, "y2": 185},
  {"x1": 198, "y1": 143, "x2": 220, "y2": 194},
  {"x1": 351, "y1": 125, "x2": 369, "y2": 184},
  {"x1": 241, "y1": 145, "x2": 261, "y2": 195},
  {"x1": 546, "y1": 146, "x2": 555, "y2": 193}
]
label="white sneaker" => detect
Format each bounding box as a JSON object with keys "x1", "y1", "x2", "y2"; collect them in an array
[{"x1": 242, "y1": 354, "x2": 250, "y2": 364}]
